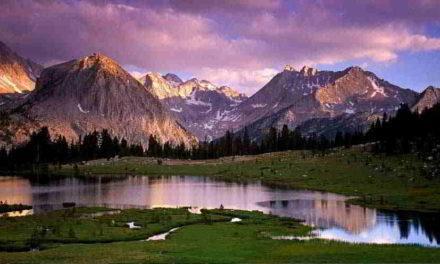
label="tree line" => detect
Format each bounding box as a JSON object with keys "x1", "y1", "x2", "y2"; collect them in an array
[
  {"x1": 366, "y1": 103, "x2": 440, "y2": 155},
  {"x1": 0, "y1": 102, "x2": 438, "y2": 173},
  {"x1": 0, "y1": 125, "x2": 362, "y2": 171},
  {"x1": 0, "y1": 128, "x2": 145, "y2": 171}
]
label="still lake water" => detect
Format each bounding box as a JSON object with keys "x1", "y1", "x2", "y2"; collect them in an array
[{"x1": 0, "y1": 175, "x2": 438, "y2": 247}]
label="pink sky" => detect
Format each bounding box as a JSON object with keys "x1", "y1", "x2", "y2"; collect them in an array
[{"x1": 1, "y1": 0, "x2": 440, "y2": 94}]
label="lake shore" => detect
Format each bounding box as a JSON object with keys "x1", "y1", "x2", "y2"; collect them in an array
[
  {"x1": 42, "y1": 148, "x2": 440, "y2": 213},
  {"x1": 0, "y1": 203, "x2": 32, "y2": 214}
]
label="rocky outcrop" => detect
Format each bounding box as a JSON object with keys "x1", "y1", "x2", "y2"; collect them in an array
[
  {"x1": 0, "y1": 41, "x2": 43, "y2": 93},
  {"x1": 412, "y1": 86, "x2": 440, "y2": 113},
  {"x1": 2, "y1": 54, "x2": 196, "y2": 147},
  {"x1": 163, "y1": 73, "x2": 183, "y2": 86}
]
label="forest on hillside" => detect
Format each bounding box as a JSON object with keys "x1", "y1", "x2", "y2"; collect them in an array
[{"x1": 0, "y1": 103, "x2": 439, "y2": 176}]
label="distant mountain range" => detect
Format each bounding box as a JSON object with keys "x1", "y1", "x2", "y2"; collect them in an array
[
  {"x1": 0, "y1": 41, "x2": 439, "y2": 146},
  {"x1": 145, "y1": 64, "x2": 438, "y2": 140},
  {"x1": 140, "y1": 72, "x2": 247, "y2": 140}
]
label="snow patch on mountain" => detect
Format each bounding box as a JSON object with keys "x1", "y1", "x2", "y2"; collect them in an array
[
  {"x1": 203, "y1": 123, "x2": 213, "y2": 130},
  {"x1": 77, "y1": 103, "x2": 90, "y2": 114},
  {"x1": 215, "y1": 110, "x2": 240, "y2": 122},
  {"x1": 252, "y1": 104, "x2": 267, "y2": 108},
  {"x1": 185, "y1": 93, "x2": 212, "y2": 107},
  {"x1": 369, "y1": 77, "x2": 387, "y2": 98},
  {"x1": 170, "y1": 107, "x2": 183, "y2": 113}
]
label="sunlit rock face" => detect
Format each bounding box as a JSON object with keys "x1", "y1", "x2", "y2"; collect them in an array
[
  {"x1": 144, "y1": 65, "x2": 421, "y2": 141},
  {"x1": 230, "y1": 66, "x2": 418, "y2": 140},
  {"x1": 412, "y1": 86, "x2": 440, "y2": 113},
  {"x1": 0, "y1": 41, "x2": 43, "y2": 94},
  {"x1": 141, "y1": 73, "x2": 247, "y2": 140},
  {"x1": 1, "y1": 53, "x2": 196, "y2": 147}
]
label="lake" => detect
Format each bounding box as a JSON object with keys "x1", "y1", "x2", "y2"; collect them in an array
[{"x1": 0, "y1": 175, "x2": 438, "y2": 247}]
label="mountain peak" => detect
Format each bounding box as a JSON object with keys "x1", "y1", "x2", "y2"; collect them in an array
[
  {"x1": 346, "y1": 66, "x2": 365, "y2": 74},
  {"x1": 300, "y1": 65, "x2": 318, "y2": 76},
  {"x1": 217, "y1": 85, "x2": 247, "y2": 99},
  {"x1": 199, "y1": 80, "x2": 217, "y2": 90},
  {"x1": 283, "y1": 65, "x2": 297, "y2": 72},
  {"x1": 424, "y1": 85, "x2": 438, "y2": 92},
  {"x1": 25, "y1": 54, "x2": 196, "y2": 147},
  {"x1": 412, "y1": 86, "x2": 440, "y2": 113},
  {"x1": 77, "y1": 53, "x2": 119, "y2": 71},
  {"x1": 163, "y1": 73, "x2": 183, "y2": 85},
  {"x1": 142, "y1": 72, "x2": 179, "y2": 99}
]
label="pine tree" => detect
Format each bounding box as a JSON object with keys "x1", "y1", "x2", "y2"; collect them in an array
[{"x1": 242, "y1": 127, "x2": 250, "y2": 155}]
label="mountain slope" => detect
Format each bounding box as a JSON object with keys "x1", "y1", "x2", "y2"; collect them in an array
[
  {"x1": 0, "y1": 41, "x2": 43, "y2": 93},
  {"x1": 141, "y1": 73, "x2": 247, "y2": 140},
  {"x1": 2, "y1": 54, "x2": 196, "y2": 146},
  {"x1": 228, "y1": 66, "x2": 418, "y2": 139},
  {"x1": 412, "y1": 86, "x2": 440, "y2": 113}
]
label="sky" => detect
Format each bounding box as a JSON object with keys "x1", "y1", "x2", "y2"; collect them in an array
[{"x1": 1, "y1": 0, "x2": 440, "y2": 95}]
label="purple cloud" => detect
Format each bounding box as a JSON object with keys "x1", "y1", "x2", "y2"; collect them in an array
[{"x1": 1, "y1": 0, "x2": 439, "y2": 94}]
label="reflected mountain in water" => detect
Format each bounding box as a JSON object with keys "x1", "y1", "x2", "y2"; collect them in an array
[
  {"x1": 257, "y1": 199, "x2": 377, "y2": 234},
  {"x1": 0, "y1": 175, "x2": 438, "y2": 247}
]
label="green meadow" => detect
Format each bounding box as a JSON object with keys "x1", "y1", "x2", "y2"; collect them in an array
[{"x1": 1, "y1": 208, "x2": 439, "y2": 264}]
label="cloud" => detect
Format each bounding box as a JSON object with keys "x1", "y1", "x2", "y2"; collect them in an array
[
  {"x1": 0, "y1": 0, "x2": 439, "y2": 94},
  {"x1": 198, "y1": 67, "x2": 279, "y2": 95}
]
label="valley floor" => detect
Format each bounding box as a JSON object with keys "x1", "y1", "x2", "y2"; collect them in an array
[
  {"x1": 50, "y1": 147, "x2": 440, "y2": 212},
  {"x1": 0, "y1": 208, "x2": 439, "y2": 264}
]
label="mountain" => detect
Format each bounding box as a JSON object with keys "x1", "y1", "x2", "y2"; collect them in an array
[
  {"x1": 217, "y1": 65, "x2": 418, "y2": 139},
  {"x1": 0, "y1": 41, "x2": 43, "y2": 94},
  {"x1": 1, "y1": 53, "x2": 196, "y2": 146},
  {"x1": 412, "y1": 86, "x2": 440, "y2": 113},
  {"x1": 141, "y1": 73, "x2": 247, "y2": 140},
  {"x1": 163, "y1": 73, "x2": 183, "y2": 86}
]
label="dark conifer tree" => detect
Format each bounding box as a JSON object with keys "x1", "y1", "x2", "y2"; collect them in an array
[
  {"x1": 242, "y1": 127, "x2": 250, "y2": 155},
  {"x1": 279, "y1": 125, "x2": 290, "y2": 151}
]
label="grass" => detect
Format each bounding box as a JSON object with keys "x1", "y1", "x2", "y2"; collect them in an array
[
  {"x1": 0, "y1": 207, "x2": 228, "y2": 252},
  {"x1": 0, "y1": 208, "x2": 439, "y2": 264},
  {"x1": 49, "y1": 148, "x2": 440, "y2": 212}
]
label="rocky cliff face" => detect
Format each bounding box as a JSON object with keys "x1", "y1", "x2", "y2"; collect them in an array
[
  {"x1": 141, "y1": 73, "x2": 247, "y2": 140},
  {"x1": 412, "y1": 86, "x2": 440, "y2": 113},
  {"x1": 0, "y1": 41, "x2": 43, "y2": 94},
  {"x1": 142, "y1": 65, "x2": 422, "y2": 141},
  {"x1": 218, "y1": 65, "x2": 418, "y2": 140},
  {"x1": 2, "y1": 54, "x2": 196, "y2": 146}
]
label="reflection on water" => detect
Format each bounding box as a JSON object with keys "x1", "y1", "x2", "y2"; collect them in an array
[
  {"x1": 0, "y1": 175, "x2": 438, "y2": 247},
  {"x1": 0, "y1": 209, "x2": 33, "y2": 217},
  {"x1": 258, "y1": 199, "x2": 439, "y2": 246},
  {"x1": 257, "y1": 198, "x2": 377, "y2": 233}
]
